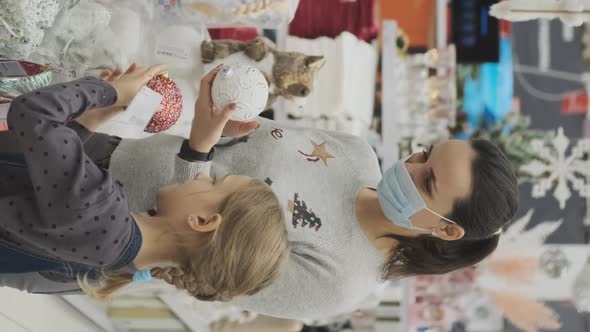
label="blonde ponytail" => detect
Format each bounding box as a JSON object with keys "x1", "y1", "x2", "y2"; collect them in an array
[{"x1": 78, "y1": 272, "x2": 133, "y2": 301}]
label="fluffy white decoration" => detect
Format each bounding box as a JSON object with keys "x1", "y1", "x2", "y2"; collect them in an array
[
  {"x1": 89, "y1": 5, "x2": 143, "y2": 70},
  {"x1": 32, "y1": 0, "x2": 111, "y2": 75},
  {"x1": 0, "y1": 0, "x2": 61, "y2": 59}
]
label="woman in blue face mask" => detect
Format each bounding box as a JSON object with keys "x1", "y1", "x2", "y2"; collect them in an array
[
  {"x1": 0, "y1": 66, "x2": 518, "y2": 320},
  {"x1": 366, "y1": 139, "x2": 518, "y2": 277}
]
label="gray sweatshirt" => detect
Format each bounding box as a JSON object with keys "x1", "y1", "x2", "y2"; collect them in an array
[{"x1": 109, "y1": 118, "x2": 387, "y2": 320}]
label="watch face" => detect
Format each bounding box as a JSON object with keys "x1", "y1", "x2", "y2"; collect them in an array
[{"x1": 181, "y1": 141, "x2": 212, "y2": 161}]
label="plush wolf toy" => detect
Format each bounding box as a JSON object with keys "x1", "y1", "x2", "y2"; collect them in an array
[{"x1": 201, "y1": 37, "x2": 325, "y2": 110}]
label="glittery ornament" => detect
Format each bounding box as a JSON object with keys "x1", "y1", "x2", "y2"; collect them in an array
[
  {"x1": 144, "y1": 76, "x2": 183, "y2": 133},
  {"x1": 211, "y1": 64, "x2": 269, "y2": 122},
  {"x1": 18, "y1": 61, "x2": 50, "y2": 76},
  {"x1": 0, "y1": 71, "x2": 52, "y2": 96},
  {"x1": 0, "y1": 61, "x2": 52, "y2": 96}
]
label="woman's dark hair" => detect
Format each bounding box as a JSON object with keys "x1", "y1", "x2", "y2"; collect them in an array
[{"x1": 383, "y1": 139, "x2": 519, "y2": 278}]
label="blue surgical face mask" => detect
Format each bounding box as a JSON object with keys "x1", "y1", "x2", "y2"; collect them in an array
[{"x1": 377, "y1": 154, "x2": 457, "y2": 233}]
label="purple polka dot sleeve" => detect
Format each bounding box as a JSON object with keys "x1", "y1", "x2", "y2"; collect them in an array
[{"x1": 4, "y1": 77, "x2": 140, "y2": 269}]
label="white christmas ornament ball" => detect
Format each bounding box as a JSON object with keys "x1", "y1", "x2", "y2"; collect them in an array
[{"x1": 211, "y1": 64, "x2": 269, "y2": 121}]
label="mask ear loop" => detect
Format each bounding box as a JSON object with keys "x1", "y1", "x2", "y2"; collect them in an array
[
  {"x1": 410, "y1": 225, "x2": 437, "y2": 236},
  {"x1": 422, "y1": 208, "x2": 459, "y2": 238},
  {"x1": 425, "y1": 209, "x2": 503, "y2": 238},
  {"x1": 416, "y1": 229, "x2": 437, "y2": 237},
  {"x1": 425, "y1": 207, "x2": 458, "y2": 225}
]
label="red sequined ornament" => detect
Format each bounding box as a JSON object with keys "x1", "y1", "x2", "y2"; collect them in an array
[
  {"x1": 18, "y1": 61, "x2": 50, "y2": 76},
  {"x1": 145, "y1": 75, "x2": 183, "y2": 133}
]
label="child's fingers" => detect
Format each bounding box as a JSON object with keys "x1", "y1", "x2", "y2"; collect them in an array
[
  {"x1": 239, "y1": 120, "x2": 259, "y2": 136},
  {"x1": 100, "y1": 70, "x2": 112, "y2": 80},
  {"x1": 144, "y1": 64, "x2": 167, "y2": 79},
  {"x1": 111, "y1": 67, "x2": 124, "y2": 80},
  {"x1": 201, "y1": 65, "x2": 222, "y2": 85}
]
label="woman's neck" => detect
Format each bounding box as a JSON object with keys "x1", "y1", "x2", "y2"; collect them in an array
[
  {"x1": 355, "y1": 188, "x2": 417, "y2": 256},
  {"x1": 132, "y1": 213, "x2": 182, "y2": 270}
]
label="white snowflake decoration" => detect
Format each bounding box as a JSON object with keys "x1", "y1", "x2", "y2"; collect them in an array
[
  {"x1": 495, "y1": 209, "x2": 563, "y2": 257},
  {"x1": 520, "y1": 127, "x2": 590, "y2": 209}
]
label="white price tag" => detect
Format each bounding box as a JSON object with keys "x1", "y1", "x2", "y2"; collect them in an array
[
  {"x1": 155, "y1": 44, "x2": 190, "y2": 61},
  {"x1": 115, "y1": 86, "x2": 163, "y2": 129},
  {"x1": 152, "y1": 26, "x2": 201, "y2": 70}
]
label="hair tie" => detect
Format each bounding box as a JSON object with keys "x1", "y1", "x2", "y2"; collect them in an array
[{"x1": 132, "y1": 269, "x2": 152, "y2": 282}]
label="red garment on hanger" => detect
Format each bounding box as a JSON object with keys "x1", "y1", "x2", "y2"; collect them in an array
[
  {"x1": 288, "y1": 0, "x2": 377, "y2": 41},
  {"x1": 208, "y1": 28, "x2": 259, "y2": 41}
]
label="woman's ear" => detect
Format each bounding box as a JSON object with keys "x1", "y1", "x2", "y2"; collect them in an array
[
  {"x1": 436, "y1": 222, "x2": 465, "y2": 241},
  {"x1": 186, "y1": 214, "x2": 222, "y2": 233}
]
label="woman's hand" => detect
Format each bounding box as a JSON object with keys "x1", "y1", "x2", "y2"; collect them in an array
[
  {"x1": 108, "y1": 63, "x2": 167, "y2": 107},
  {"x1": 221, "y1": 119, "x2": 260, "y2": 138},
  {"x1": 189, "y1": 66, "x2": 237, "y2": 153}
]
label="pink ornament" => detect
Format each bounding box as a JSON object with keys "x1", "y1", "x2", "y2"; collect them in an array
[{"x1": 144, "y1": 76, "x2": 183, "y2": 133}]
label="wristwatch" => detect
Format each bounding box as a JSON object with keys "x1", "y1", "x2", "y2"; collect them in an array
[{"x1": 178, "y1": 139, "x2": 215, "y2": 162}]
